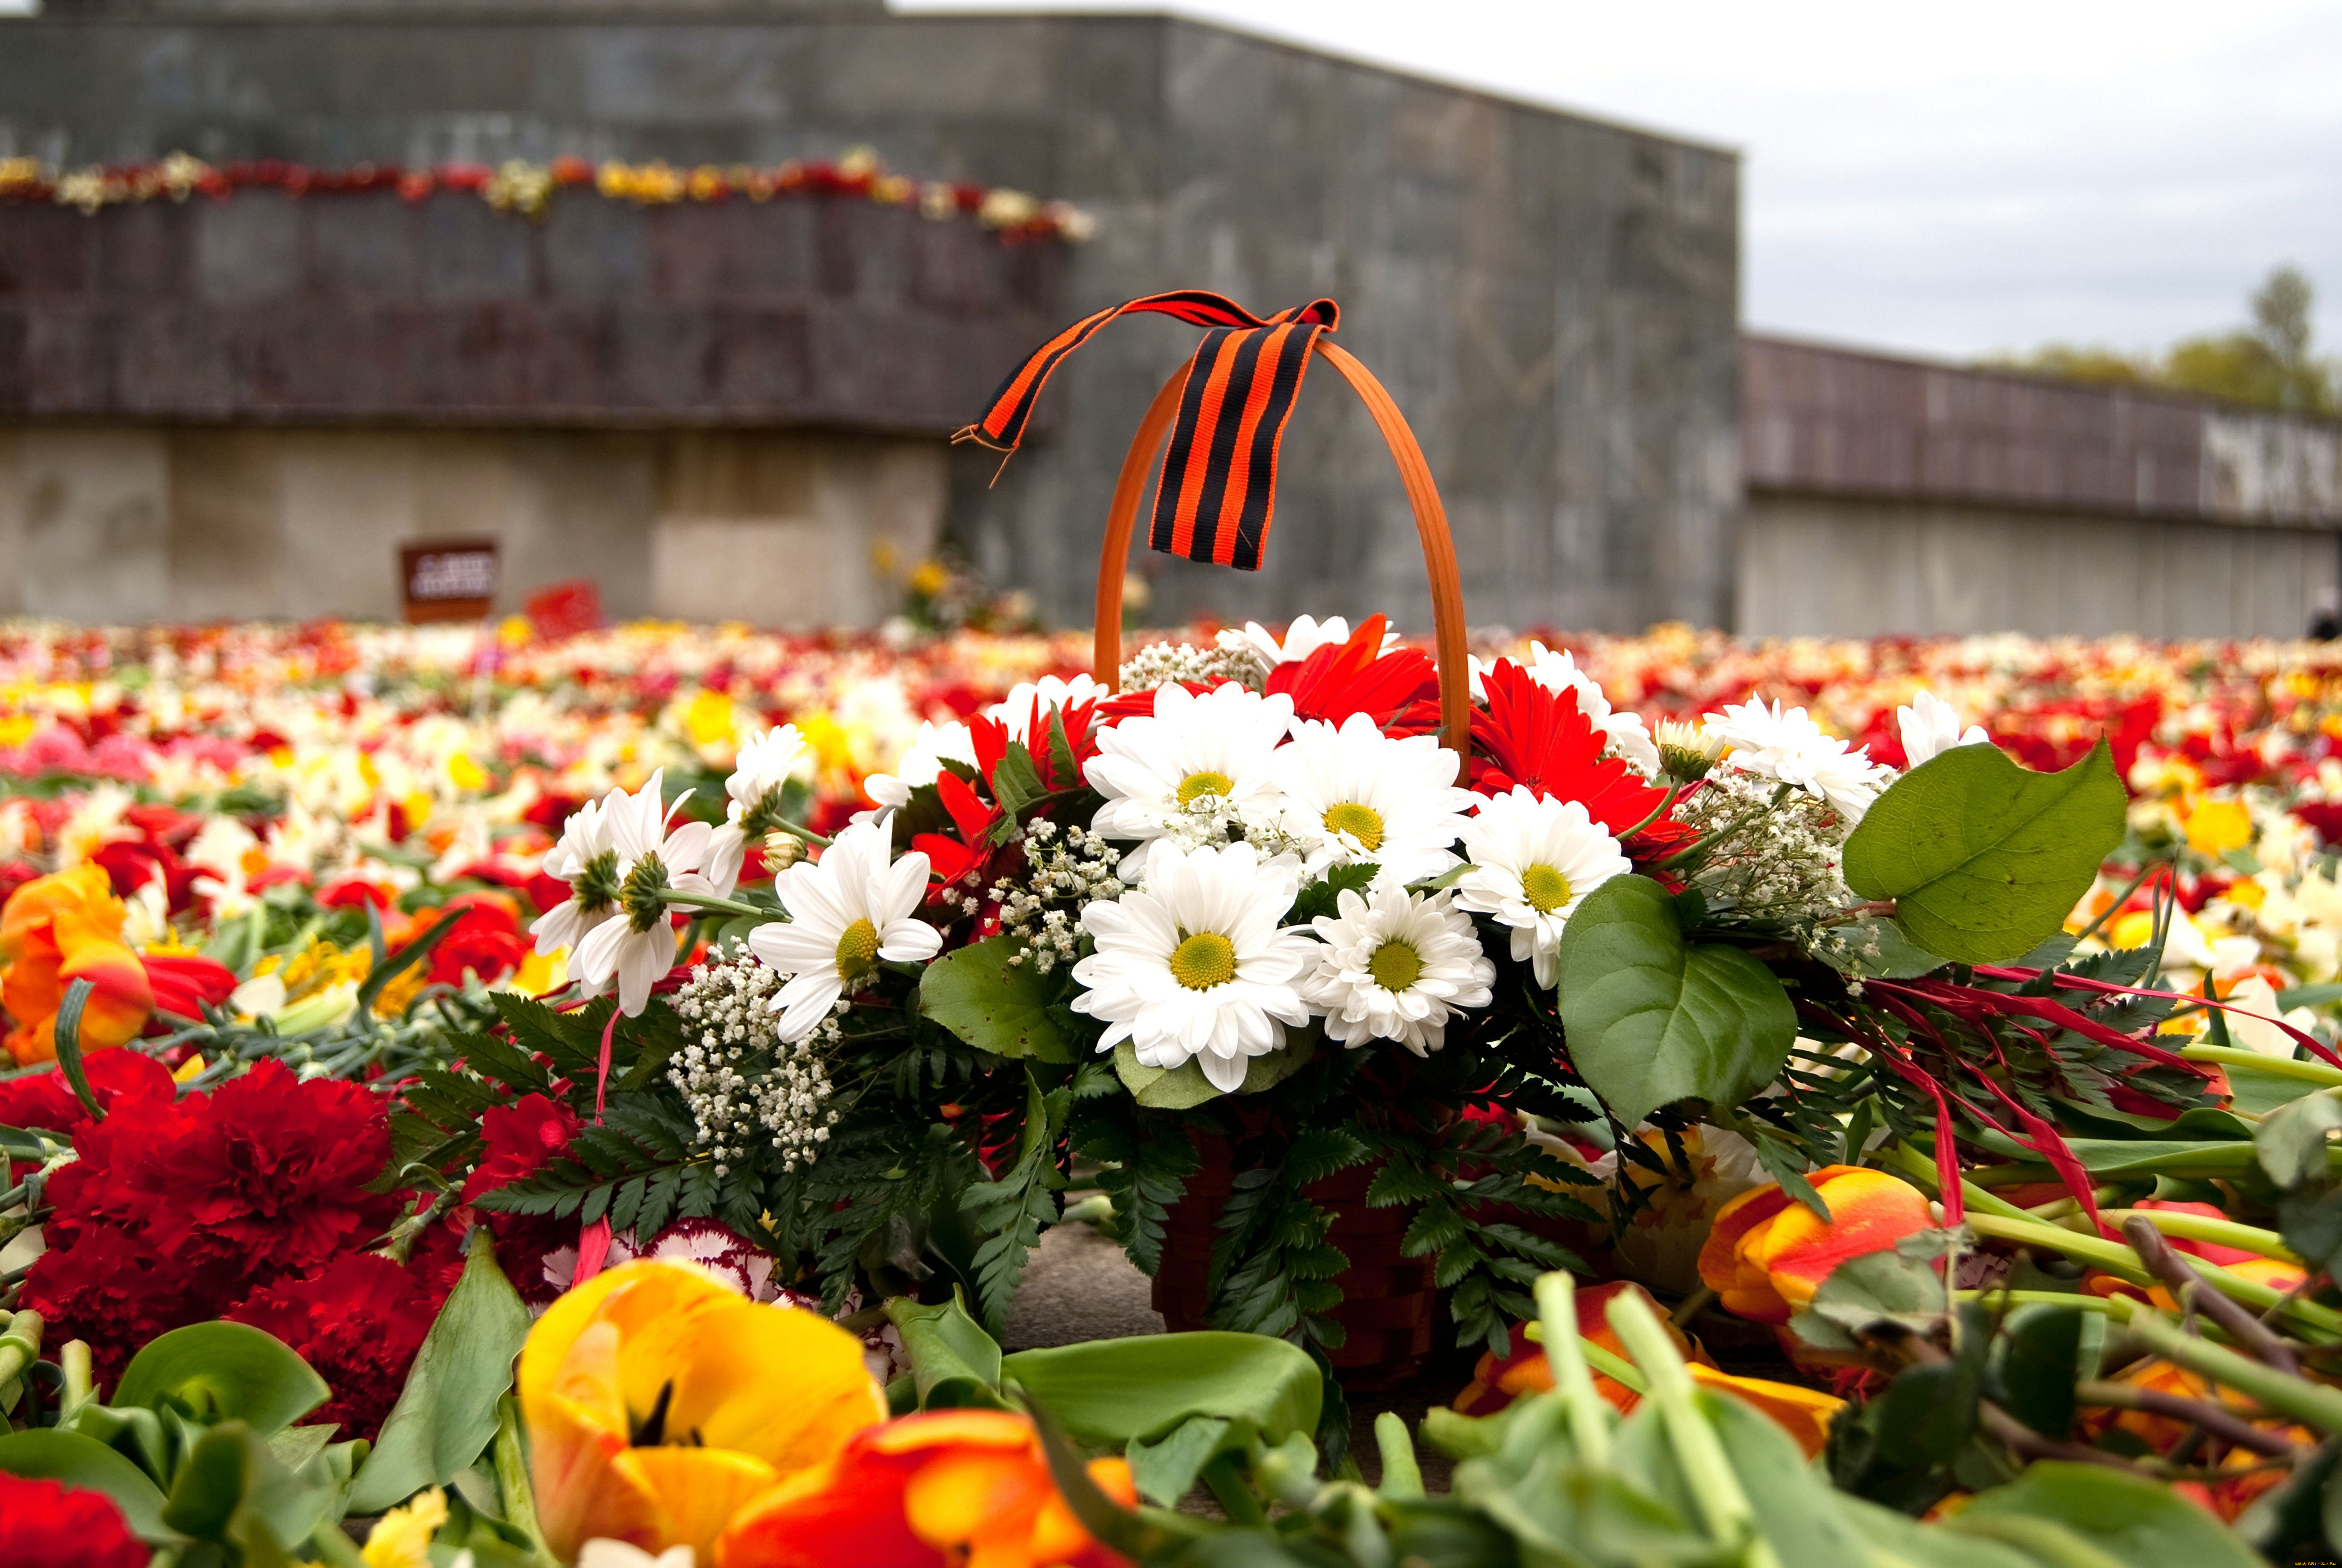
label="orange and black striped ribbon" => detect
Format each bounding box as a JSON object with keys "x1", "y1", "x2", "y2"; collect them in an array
[{"x1": 954, "y1": 290, "x2": 1339, "y2": 571}]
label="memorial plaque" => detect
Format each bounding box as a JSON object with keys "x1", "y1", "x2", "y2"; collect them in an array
[{"x1": 400, "y1": 539, "x2": 501, "y2": 623}]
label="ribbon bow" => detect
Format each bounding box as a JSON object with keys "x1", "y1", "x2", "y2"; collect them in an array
[{"x1": 955, "y1": 289, "x2": 1340, "y2": 571}]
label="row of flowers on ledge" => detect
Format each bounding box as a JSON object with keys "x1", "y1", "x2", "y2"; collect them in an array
[{"x1": 0, "y1": 146, "x2": 1095, "y2": 243}]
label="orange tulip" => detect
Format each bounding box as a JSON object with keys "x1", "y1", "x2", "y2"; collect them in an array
[
  {"x1": 1696, "y1": 1166, "x2": 1934, "y2": 1325},
  {"x1": 518, "y1": 1259, "x2": 889, "y2": 1564},
  {"x1": 1, "y1": 865, "x2": 153, "y2": 1065},
  {"x1": 1451, "y1": 1281, "x2": 1844, "y2": 1457},
  {"x1": 715, "y1": 1408, "x2": 1137, "y2": 1568}
]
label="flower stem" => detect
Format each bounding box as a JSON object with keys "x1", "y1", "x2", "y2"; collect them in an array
[
  {"x1": 2102, "y1": 1295, "x2": 2342, "y2": 1435},
  {"x1": 1606, "y1": 1289, "x2": 1776, "y2": 1568},
  {"x1": 658, "y1": 889, "x2": 769, "y2": 920},
  {"x1": 494, "y1": 1392, "x2": 558, "y2": 1567},
  {"x1": 767, "y1": 817, "x2": 833, "y2": 850},
  {"x1": 2104, "y1": 1207, "x2": 2300, "y2": 1266},
  {"x1": 1535, "y1": 1272, "x2": 1612, "y2": 1465}
]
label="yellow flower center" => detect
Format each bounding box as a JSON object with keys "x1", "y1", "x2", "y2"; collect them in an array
[
  {"x1": 1367, "y1": 939, "x2": 1422, "y2": 993},
  {"x1": 1321, "y1": 801, "x2": 1386, "y2": 852},
  {"x1": 1521, "y1": 863, "x2": 1572, "y2": 914},
  {"x1": 1176, "y1": 770, "x2": 1235, "y2": 805},
  {"x1": 1168, "y1": 931, "x2": 1237, "y2": 990},
  {"x1": 834, "y1": 917, "x2": 881, "y2": 980}
]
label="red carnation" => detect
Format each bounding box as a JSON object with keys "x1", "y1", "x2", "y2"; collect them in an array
[
  {"x1": 0, "y1": 1473, "x2": 150, "y2": 1568},
  {"x1": 227, "y1": 1252, "x2": 443, "y2": 1441},
  {"x1": 428, "y1": 894, "x2": 528, "y2": 988},
  {"x1": 465, "y1": 1091, "x2": 584, "y2": 1303},
  {"x1": 0, "y1": 1046, "x2": 175, "y2": 1139},
  {"x1": 23, "y1": 1059, "x2": 406, "y2": 1378}
]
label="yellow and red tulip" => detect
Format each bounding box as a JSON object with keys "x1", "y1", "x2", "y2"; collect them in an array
[
  {"x1": 1451, "y1": 1280, "x2": 1845, "y2": 1457},
  {"x1": 517, "y1": 1259, "x2": 889, "y2": 1564},
  {"x1": 715, "y1": 1407, "x2": 1136, "y2": 1568},
  {"x1": 1696, "y1": 1166, "x2": 1934, "y2": 1325},
  {"x1": 0, "y1": 864, "x2": 154, "y2": 1065}
]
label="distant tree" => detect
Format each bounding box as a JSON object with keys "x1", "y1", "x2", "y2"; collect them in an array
[{"x1": 1995, "y1": 265, "x2": 2338, "y2": 415}]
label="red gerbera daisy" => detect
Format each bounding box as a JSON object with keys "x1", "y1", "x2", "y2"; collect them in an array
[
  {"x1": 1264, "y1": 615, "x2": 1438, "y2": 727},
  {"x1": 1470, "y1": 658, "x2": 1670, "y2": 836}
]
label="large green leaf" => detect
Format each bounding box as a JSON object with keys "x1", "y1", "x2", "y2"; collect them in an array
[
  {"x1": 1949, "y1": 1460, "x2": 2263, "y2": 1567},
  {"x1": 1000, "y1": 1331, "x2": 1321, "y2": 1450},
  {"x1": 0, "y1": 1427, "x2": 177, "y2": 1543},
  {"x1": 1556, "y1": 875, "x2": 1798, "y2": 1127},
  {"x1": 163, "y1": 1420, "x2": 335, "y2": 1561},
  {"x1": 1843, "y1": 740, "x2": 2126, "y2": 965},
  {"x1": 345, "y1": 1228, "x2": 533, "y2": 1516},
  {"x1": 887, "y1": 1293, "x2": 1006, "y2": 1411},
  {"x1": 919, "y1": 935, "x2": 1073, "y2": 1062},
  {"x1": 113, "y1": 1322, "x2": 329, "y2": 1437}
]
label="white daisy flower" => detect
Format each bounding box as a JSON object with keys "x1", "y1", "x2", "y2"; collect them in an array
[
  {"x1": 1471, "y1": 642, "x2": 1659, "y2": 775},
  {"x1": 1896, "y1": 690, "x2": 1989, "y2": 769},
  {"x1": 1702, "y1": 697, "x2": 1894, "y2": 822},
  {"x1": 1238, "y1": 615, "x2": 1400, "y2": 670},
  {"x1": 1454, "y1": 786, "x2": 1632, "y2": 987},
  {"x1": 864, "y1": 719, "x2": 979, "y2": 810},
  {"x1": 1084, "y1": 681, "x2": 1296, "y2": 853},
  {"x1": 1071, "y1": 840, "x2": 1318, "y2": 1092},
  {"x1": 571, "y1": 770, "x2": 718, "y2": 1016},
  {"x1": 748, "y1": 820, "x2": 942, "y2": 1042},
  {"x1": 1271, "y1": 711, "x2": 1476, "y2": 885},
  {"x1": 708, "y1": 724, "x2": 815, "y2": 894},
  {"x1": 1302, "y1": 883, "x2": 1495, "y2": 1056},
  {"x1": 531, "y1": 795, "x2": 620, "y2": 958}
]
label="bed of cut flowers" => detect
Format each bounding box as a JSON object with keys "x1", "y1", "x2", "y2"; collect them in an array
[{"x1": 3, "y1": 617, "x2": 2342, "y2": 1567}]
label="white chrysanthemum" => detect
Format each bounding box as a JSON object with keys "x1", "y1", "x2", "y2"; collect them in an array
[
  {"x1": 1454, "y1": 786, "x2": 1632, "y2": 987},
  {"x1": 1703, "y1": 697, "x2": 1894, "y2": 821},
  {"x1": 571, "y1": 770, "x2": 718, "y2": 1016},
  {"x1": 1897, "y1": 690, "x2": 1989, "y2": 769},
  {"x1": 532, "y1": 795, "x2": 620, "y2": 958},
  {"x1": 1271, "y1": 711, "x2": 1476, "y2": 885},
  {"x1": 1238, "y1": 615, "x2": 1397, "y2": 669},
  {"x1": 1084, "y1": 682, "x2": 1295, "y2": 853},
  {"x1": 1301, "y1": 883, "x2": 1494, "y2": 1056},
  {"x1": 864, "y1": 719, "x2": 979, "y2": 809},
  {"x1": 1070, "y1": 841, "x2": 1318, "y2": 1092},
  {"x1": 748, "y1": 820, "x2": 942, "y2": 1042},
  {"x1": 708, "y1": 724, "x2": 815, "y2": 894},
  {"x1": 1471, "y1": 642, "x2": 1658, "y2": 774}
]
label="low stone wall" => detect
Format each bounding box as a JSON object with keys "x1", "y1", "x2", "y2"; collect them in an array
[{"x1": 0, "y1": 424, "x2": 944, "y2": 625}]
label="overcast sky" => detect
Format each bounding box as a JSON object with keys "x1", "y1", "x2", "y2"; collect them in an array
[{"x1": 904, "y1": 0, "x2": 2342, "y2": 364}]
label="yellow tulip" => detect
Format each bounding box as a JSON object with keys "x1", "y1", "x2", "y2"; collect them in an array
[{"x1": 519, "y1": 1259, "x2": 889, "y2": 1564}]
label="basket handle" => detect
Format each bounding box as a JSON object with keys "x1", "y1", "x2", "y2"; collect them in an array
[{"x1": 1091, "y1": 340, "x2": 1473, "y2": 759}]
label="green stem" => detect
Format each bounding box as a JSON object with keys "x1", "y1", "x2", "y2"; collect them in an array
[
  {"x1": 1371, "y1": 1411, "x2": 1424, "y2": 1501},
  {"x1": 2181, "y1": 1044, "x2": 2342, "y2": 1086},
  {"x1": 1955, "y1": 1290, "x2": 2113, "y2": 1313},
  {"x1": 1200, "y1": 1452, "x2": 1267, "y2": 1527},
  {"x1": 657, "y1": 890, "x2": 769, "y2": 920},
  {"x1": 1607, "y1": 1290, "x2": 1775, "y2": 1568},
  {"x1": 58, "y1": 1339, "x2": 94, "y2": 1421},
  {"x1": 765, "y1": 817, "x2": 833, "y2": 850},
  {"x1": 494, "y1": 1393, "x2": 557, "y2": 1568},
  {"x1": 1966, "y1": 1214, "x2": 2342, "y2": 1340},
  {"x1": 2102, "y1": 1207, "x2": 2301, "y2": 1266},
  {"x1": 2102, "y1": 1296, "x2": 2342, "y2": 1435},
  {"x1": 1535, "y1": 1272, "x2": 1613, "y2": 1465},
  {"x1": 1874, "y1": 1140, "x2": 2033, "y2": 1221},
  {"x1": 303, "y1": 1522, "x2": 369, "y2": 1568}
]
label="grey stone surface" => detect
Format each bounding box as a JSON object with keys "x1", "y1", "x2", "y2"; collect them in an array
[
  {"x1": 1001, "y1": 1221, "x2": 1165, "y2": 1353},
  {"x1": 0, "y1": 8, "x2": 1741, "y2": 633}
]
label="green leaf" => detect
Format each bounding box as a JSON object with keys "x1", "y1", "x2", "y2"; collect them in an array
[
  {"x1": 2256, "y1": 1090, "x2": 2342, "y2": 1190},
  {"x1": 1127, "y1": 1414, "x2": 1242, "y2": 1507},
  {"x1": 1111, "y1": 1032, "x2": 1314, "y2": 1109},
  {"x1": 886, "y1": 1293, "x2": 1006, "y2": 1411},
  {"x1": 1993, "y1": 1305, "x2": 2084, "y2": 1440},
  {"x1": 918, "y1": 936, "x2": 1074, "y2": 1062},
  {"x1": 163, "y1": 1420, "x2": 334, "y2": 1559},
  {"x1": 345, "y1": 1229, "x2": 532, "y2": 1515},
  {"x1": 1557, "y1": 875, "x2": 1799, "y2": 1127},
  {"x1": 114, "y1": 1322, "x2": 330, "y2": 1437},
  {"x1": 1290, "y1": 863, "x2": 1379, "y2": 924},
  {"x1": 1950, "y1": 1460, "x2": 2264, "y2": 1567},
  {"x1": 49, "y1": 977, "x2": 103, "y2": 1119},
  {"x1": 1844, "y1": 740, "x2": 2127, "y2": 966},
  {"x1": 0, "y1": 1428, "x2": 177, "y2": 1543},
  {"x1": 356, "y1": 903, "x2": 470, "y2": 1018},
  {"x1": 988, "y1": 742, "x2": 1046, "y2": 840},
  {"x1": 1000, "y1": 1331, "x2": 1323, "y2": 1451},
  {"x1": 1791, "y1": 1230, "x2": 1954, "y2": 1353}
]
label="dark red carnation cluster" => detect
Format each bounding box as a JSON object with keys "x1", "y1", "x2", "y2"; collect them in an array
[
  {"x1": 17, "y1": 1057, "x2": 447, "y2": 1434},
  {"x1": 463, "y1": 1090, "x2": 585, "y2": 1303},
  {"x1": 0, "y1": 1473, "x2": 150, "y2": 1568}
]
